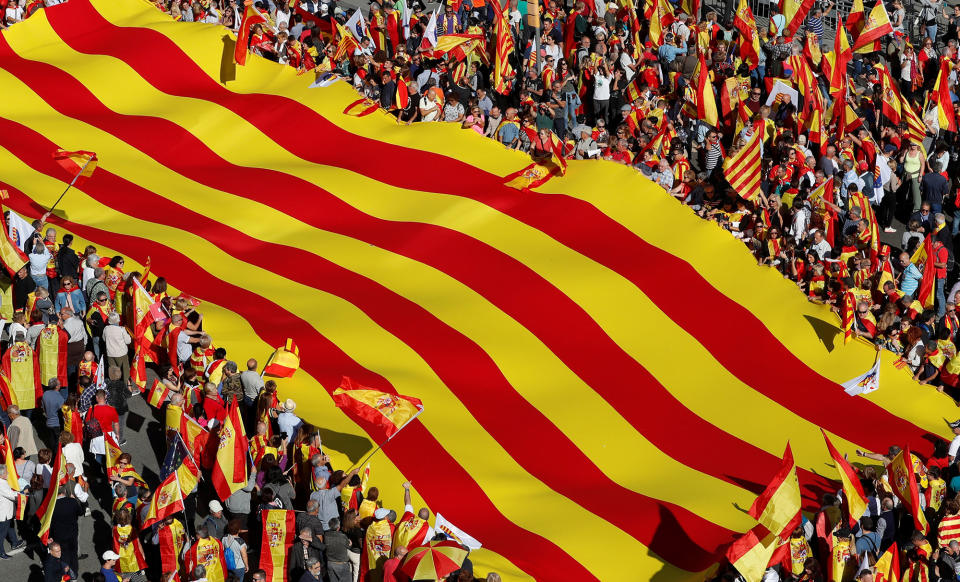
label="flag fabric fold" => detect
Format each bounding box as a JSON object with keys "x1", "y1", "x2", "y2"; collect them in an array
[
  {"x1": 262, "y1": 338, "x2": 300, "y2": 378},
  {"x1": 821, "y1": 430, "x2": 869, "y2": 523},
  {"x1": 259, "y1": 509, "x2": 297, "y2": 582},
  {"x1": 887, "y1": 445, "x2": 929, "y2": 534},
  {"x1": 52, "y1": 149, "x2": 98, "y2": 184},
  {"x1": 747, "y1": 443, "x2": 801, "y2": 538},
  {"x1": 211, "y1": 397, "x2": 249, "y2": 500}
]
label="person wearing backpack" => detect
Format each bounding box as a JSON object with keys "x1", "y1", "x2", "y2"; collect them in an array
[{"x1": 221, "y1": 519, "x2": 249, "y2": 582}]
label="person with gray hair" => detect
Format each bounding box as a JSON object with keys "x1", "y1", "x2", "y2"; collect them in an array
[
  {"x1": 102, "y1": 311, "x2": 131, "y2": 386},
  {"x1": 81, "y1": 253, "x2": 99, "y2": 288},
  {"x1": 287, "y1": 527, "x2": 324, "y2": 582},
  {"x1": 192, "y1": 566, "x2": 208, "y2": 582},
  {"x1": 301, "y1": 557, "x2": 324, "y2": 582},
  {"x1": 6, "y1": 404, "x2": 39, "y2": 459}
]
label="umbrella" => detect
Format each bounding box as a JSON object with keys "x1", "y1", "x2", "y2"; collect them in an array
[{"x1": 400, "y1": 540, "x2": 468, "y2": 581}]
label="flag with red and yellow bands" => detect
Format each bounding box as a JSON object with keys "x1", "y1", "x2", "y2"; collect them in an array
[{"x1": 1, "y1": 1, "x2": 959, "y2": 579}]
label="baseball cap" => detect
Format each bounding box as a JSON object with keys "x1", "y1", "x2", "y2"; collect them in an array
[
  {"x1": 209, "y1": 500, "x2": 223, "y2": 512},
  {"x1": 374, "y1": 508, "x2": 390, "y2": 519},
  {"x1": 102, "y1": 551, "x2": 121, "y2": 561}
]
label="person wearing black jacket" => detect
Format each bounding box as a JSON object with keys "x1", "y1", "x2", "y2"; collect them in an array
[
  {"x1": 54, "y1": 234, "x2": 79, "y2": 284},
  {"x1": 287, "y1": 528, "x2": 324, "y2": 582},
  {"x1": 12, "y1": 266, "x2": 36, "y2": 313},
  {"x1": 50, "y1": 485, "x2": 83, "y2": 575},
  {"x1": 43, "y1": 542, "x2": 71, "y2": 582}
]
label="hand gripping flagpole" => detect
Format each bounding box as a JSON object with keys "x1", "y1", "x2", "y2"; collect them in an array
[
  {"x1": 48, "y1": 156, "x2": 94, "y2": 216},
  {"x1": 351, "y1": 407, "x2": 424, "y2": 471}
]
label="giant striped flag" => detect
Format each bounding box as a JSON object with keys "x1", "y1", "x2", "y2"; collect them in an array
[
  {"x1": 4, "y1": 2, "x2": 960, "y2": 579},
  {"x1": 723, "y1": 124, "x2": 763, "y2": 201}
]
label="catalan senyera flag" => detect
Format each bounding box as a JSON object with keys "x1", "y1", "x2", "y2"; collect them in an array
[
  {"x1": 333, "y1": 376, "x2": 424, "y2": 443},
  {"x1": 723, "y1": 123, "x2": 763, "y2": 201},
  {"x1": 259, "y1": 509, "x2": 296, "y2": 582},
  {"x1": 51, "y1": 149, "x2": 98, "y2": 184},
  {"x1": 211, "y1": 396, "x2": 248, "y2": 500},
  {"x1": 2, "y1": 440, "x2": 26, "y2": 520},
  {"x1": 490, "y1": 0, "x2": 515, "y2": 96},
  {"x1": 887, "y1": 444, "x2": 929, "y2": 534},
  {"x1": 262, "y1": 338, "x2": 300, "y2": 378},
  {"x1": 37, "y1": 443, "x2": 65, "y2": 545},
  {"x1": 234, "y1": 0, "x2": 268, "y2": 66},
  {"x1": 747, "y1": 443, "x2": 801, "y2": 539},
  {"x1": 926, "y1": 59, "x2": 957, "y2": 133},
  {"x1": 852, "y1": 0, "x2": 893, "y2": 54},
  {"x1": 8, "y1": 2, "x2": 960, "y2": 578},
  {"x1": 821, "y1": 430, "x2": 868, "y2": 524}
]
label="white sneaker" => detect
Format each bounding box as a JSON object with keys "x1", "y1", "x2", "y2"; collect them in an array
[{"x1": 884, "y1": 227, "x2": 896, "y2": 233}]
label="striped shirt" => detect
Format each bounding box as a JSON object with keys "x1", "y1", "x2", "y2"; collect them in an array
[
  {"x1": 806, "y1": 16, "x2": 825, "y2": 39},
  {"x1": 938, "y1": 513, "x2": 960, "y2": 547},
  {"x1": 705, "y1": 143, "x2": 723, "y2": 173}
]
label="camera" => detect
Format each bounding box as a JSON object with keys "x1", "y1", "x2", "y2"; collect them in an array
[{"x1": 279, "y1": 431, "x2": 288, "y2": 440}]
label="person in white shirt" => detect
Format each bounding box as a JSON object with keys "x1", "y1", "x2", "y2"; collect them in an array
[
  {"x1": 948, "y1": 419, "x2": 960, "y2": 461},
  {"x1": 810, "y1": 230, "x2": 832, "y2": 260},
  {"x1": 418, "y1": 88, "x2": 441, "y2": 122},
  {"x1": 592, "y1": 63, "x2": 612, "y2": 124},
  {"x1": 5, "y1": 1, "x2": 24, "y2": 25},
  {"x1": 62, "y1": 432, "x2": 85, "y2": 478},
  {"x1": 0, "y1": 465, "x2": 24, "y2": 557}
]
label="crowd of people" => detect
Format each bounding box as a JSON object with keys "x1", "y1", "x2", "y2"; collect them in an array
[{"x1": 0, "y1": 211, "x2": 495, "y2": 581}]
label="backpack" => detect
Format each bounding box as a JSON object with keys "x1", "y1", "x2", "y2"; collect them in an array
[
  {"x1": 223, "y1": 537, "x2": 239, "y2": 571},
  {"x1": 83, "y1": 405, "x2": 103, "y2": 440}
]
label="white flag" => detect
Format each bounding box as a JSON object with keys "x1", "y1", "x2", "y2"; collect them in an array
[
  {"x1": 345, "y1": 9, "x2": 369, "y2": 43},
  {"x1": 7, "y1": 208, "x2": 34, "y2": 251},
  {"x1": 841, "y1": 355, "x2": 880, "y2": 396},
  {"x1": 422, "y1": 8, "x2": 438, "y2": 48},
  {"x1": 309, "y1": 72, "x2": 342, "y2": 88},
  {"x1": 872, "y1": 154, "x2": 891, "y2": 204},
  {"x1": 434, "y1": 513, "x2": 482, "y2": 550},
  {"x1": 95, "y1": 355, "x2": 106, "y2": 391}
]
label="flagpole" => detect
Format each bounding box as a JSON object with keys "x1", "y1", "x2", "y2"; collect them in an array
[
  {"x1": 48, "y1": 156, "x2": 93, "y2": 215},
  {"x1": 259, "y1": 348, "x2": 278, "y2": 380},
  {"x1": 350, "y1": 407, "x2": 424, "y2": 470}
]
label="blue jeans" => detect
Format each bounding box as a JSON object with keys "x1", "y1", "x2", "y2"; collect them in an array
[
  {"x1": 927, "y1": 24, "x2": 938, "y2": 42},
  {"x1": 938, "y1": 276, "x2": 948, "y2": 318},
  {"x1": 0, "y1": 518, "x2": 20, "y2": 556},
  {"x1": 563, "y1": 91, "x2": 580, "y2": 128},
  {"x1": 30, "y1": 273, "x2": 46, "y2": 292}
]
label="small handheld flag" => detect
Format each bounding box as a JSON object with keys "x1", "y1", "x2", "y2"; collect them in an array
[
  {"x1": 262, "y1": 338, "x2": 300, "y2": 378},
  {"x1": 49, "y1": 149, "x2": 98, "y2": 214},
  {"x1": 841, "y1": 354, "x2": 880, "y2": 396}
]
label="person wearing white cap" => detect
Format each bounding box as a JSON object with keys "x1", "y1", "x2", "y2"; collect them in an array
[
  {"x1": 363, "y1": 508, "x2": 397, "y2": 576},
  {"x1": 205, "y1": 500, "x2": 228, "y2": 539},
  {"x1": 101, "y1": 551, "x2": 127, "y2": 582},
  {"x1": 277, "y1": 398, "x2": 303, "y2": 444}
]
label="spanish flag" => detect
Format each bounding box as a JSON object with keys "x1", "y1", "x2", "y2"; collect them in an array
[
  {"x1": 0, "y1": 195, "x2": 29, "y2": 274},
  {"x1": 694, "y1": 51, "x2": 718, "y2": 127},
  {"x1": 38, "y1": 443, "x2": 65, "y2": 544},
  {"x1": 146, "y1": 378, "x2": 169, "y2": 408},
  {"x1": 724, "y1": 524, "x2": 781, "y2": 582},
  {"x1": 179, "y1": 412, "x2": 210, "y2": 461},
  {"x1": 175, "y1": 449, "x2": 201, "y2": 498},
  {"x1": 747, "y1": 443, "x2": 801, "y2": 538},
  {"x1": 158, "y1": 518, "x2": 187, "y2": 574},
  {"x1": 733, "y1": 0, "x2": 760, "y2": 69},
  {"x1": 259, "y1": 509, "x2": 296, "y2": 582},
  {"x1": 104, "y1": 430, "x2": 123, "y2": 469},
  {"x1": 781, "y1": 0, "x2": 816, "y2": 37},
  {"x1": 911, "y1": 235, "x2": 937, "y2": 309},
  {"x1": 723, "y1": 123, "x2": 762, "y2": 201},
  {"x1": 36, "y1": 323, "x2": 68, "y2": 388},
  {"x1": 2, "y1": 438, "x2": 25, "y2": 519},
  {"x1": 887, "y1": 444, "x2": 929, "y2": 534},
  {"x1": 332, "y1": 376, "x2": 424, "y2": 443},
  {"x1": 2, "y1": 341, "x2": 42, "y2": 411},
  {"x1": 211, "y1": 397, "x2": 249, "y2": 500},
  {"x1": 841, "y1": 291, "x2": 856, "y2": 345},
  {"x1": 51, "y1": 149, "x2": 98, "y2": 185},
  {"x1": 874, "y1": 543, "x2": 900, "y2": 582},
  {"x1": 821, "y1": 430, "x2": 868, "y2": 525},
  {"x1": 235, "y1": 0, "x2": 268, "y2": 66},
  {"x1": 141, "y1": 470, "x2": 185, "y2": 528},
  {"x1": 830, "y1": 19, "x2": 852, "y2": 94},
  {"x1": 926, "y1": 60, "x2": 957, "y2": 133},
  {"x1": 263, "y1": 338, "x2": 300, "y2": 378},
  {"x1": 845, "y1": 0, "x2": 865, "y2": 37},
  {"x1": 852, "y1": 0, "x2": 893, "y2": 54},
  {"x1": 877, "y1": 64, "x2": 902, "y2": 125}
]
